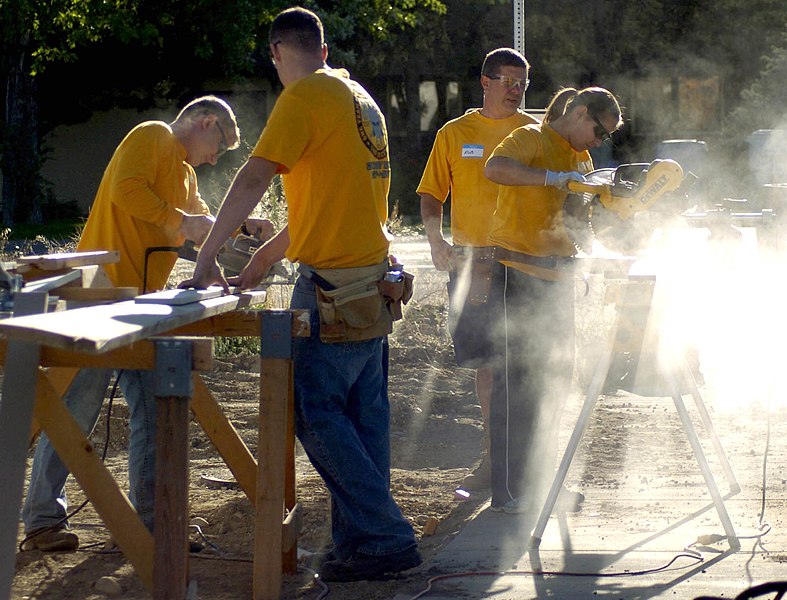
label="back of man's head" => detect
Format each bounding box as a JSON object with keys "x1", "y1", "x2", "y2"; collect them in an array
[
  {"x1": 270, "y1": 6, "x2": 324, "y2": 53},
  {"x1": 481, "y1": 47, "x2": 530, "y2": 77}
]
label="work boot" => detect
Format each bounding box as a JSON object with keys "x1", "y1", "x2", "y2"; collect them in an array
[
  {"x1": 21, "y1": 527, "x2": 79, "y2": 552},
  {"x1": 490, "y1": 496, "x2": 532, "y2": 514},
  {"x1": 459, "y1": 454, "x2": 491, "y2": 491},
  {"x1": 318, "y1": 546, "x2": 422, "y2": 582}
]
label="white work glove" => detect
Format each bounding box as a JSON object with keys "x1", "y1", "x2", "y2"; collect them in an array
[{"x1": 544, "y1": 170, "x2": 586, "y2": 191}]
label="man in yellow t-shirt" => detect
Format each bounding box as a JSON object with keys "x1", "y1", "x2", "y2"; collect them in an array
[
  {"x1": 417, "y1": 48, "x2": 536, "y2": 491},
  {"x1": 21, "y1": 96, "x2": 242, "y2": 552},
  {"x1": 183, "y1": 7, "x2": 420, "y2": 582}
]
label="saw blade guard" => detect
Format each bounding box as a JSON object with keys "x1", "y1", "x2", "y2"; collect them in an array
[
  {"x1": 563, "y1": 169, "x2": 615, "y2": 254},
  {"x1": 564, "y1": 160, "x2": 685, "y2": 255}
]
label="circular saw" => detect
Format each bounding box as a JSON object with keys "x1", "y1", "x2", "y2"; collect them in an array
[{"x1": 564, "y1": 159, "x2": 685, "y2": 254}]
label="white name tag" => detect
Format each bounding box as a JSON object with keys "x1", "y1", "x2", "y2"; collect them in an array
[{"x1": 461, "y1": 144, "x2": 484, "y2": 158}]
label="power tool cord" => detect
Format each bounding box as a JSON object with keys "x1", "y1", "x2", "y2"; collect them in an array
[{"x1": 142, "y1": 246, "x2": 181, "y2": 294}]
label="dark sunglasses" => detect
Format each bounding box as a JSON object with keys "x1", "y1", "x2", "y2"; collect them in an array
[{"x1": 590, "y1": 113, "x2": 613, "y2": 144}]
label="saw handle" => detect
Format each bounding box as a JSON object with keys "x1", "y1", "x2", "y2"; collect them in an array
[{"x1": 566, "y1": 180, "x2": 609, "y2": 195}]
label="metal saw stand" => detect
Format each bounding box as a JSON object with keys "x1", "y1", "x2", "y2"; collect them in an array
[{"x1": 529, "y1": 272, "x2": 741, "y2": 551}]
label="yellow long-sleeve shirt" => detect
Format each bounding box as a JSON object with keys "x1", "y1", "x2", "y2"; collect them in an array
[{"x1": 77, "y1": 121, "x2": 209, "y2": 291}]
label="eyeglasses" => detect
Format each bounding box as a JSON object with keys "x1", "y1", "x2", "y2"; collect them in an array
[
  {"x1": 215, "y1": 120, "x2": 229, "y2": 156},
  {"x1": 485, "y1": 73, "x2": 529, "y2": 91},
  {"x1": 590, "y1": 113, "x2": 613, "y2": 144}
]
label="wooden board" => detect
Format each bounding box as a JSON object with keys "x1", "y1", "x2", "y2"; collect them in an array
[
  {"x1": 16, "y1": 251, "x2": 120, "y2": 270},
  {"x1": 0, "y1": 290, "x2": 267, "y2": 354},
  {"x1": 134, "y1": 286, "x2": 225, "y2": 306},
  {"x1": 21, "y1": 270, "x2": 82, "y2": 293},
  {"x1": 55, "y1": 287, "x2": 139, "y2": 303}
]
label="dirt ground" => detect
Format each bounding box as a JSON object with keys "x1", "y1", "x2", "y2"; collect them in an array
[
  {"x1": 7, "y1": 224, "x2": 787, "y2": 599},
  {"x1": 9, "y1": 257, "x2": 498, "y2": 600},
  {"x1": 8, "y1": 242, "x2": 742, "y2": 600}
]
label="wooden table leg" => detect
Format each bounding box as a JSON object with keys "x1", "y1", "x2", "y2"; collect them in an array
[
  {"x1": 254, "y1": 311, "x2": 293, "y2": 600},
  {"x1": 191, "y1": 374, "x2": 257, "y2": 503},
  {"x1": 153, "y1": 339, "x2": 193, "y2": 600}
]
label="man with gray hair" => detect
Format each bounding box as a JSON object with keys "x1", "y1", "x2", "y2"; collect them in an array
[{"x1": 21, "y1": 95, "x2": 245, "y2": 552}]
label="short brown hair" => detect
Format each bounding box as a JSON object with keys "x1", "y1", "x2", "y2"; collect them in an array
[
  {"x1": 481, "y1": 48, "x2": 530, "y2": 78},
  {"x1": 270, "y1": 6, "x2": 324, "y2": 53}
]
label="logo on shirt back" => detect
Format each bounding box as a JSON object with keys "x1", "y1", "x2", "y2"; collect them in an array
[
  {"x1": 462, "y1": 144, "x2": 484, "y2": 158},
  {"x1": 352, "y1": 88, "x2": 388, "y2": 160}
]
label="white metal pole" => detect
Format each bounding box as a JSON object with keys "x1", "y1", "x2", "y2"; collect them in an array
[{"x1": 513, "y1": 0, "x2": 526, "y2": 107}]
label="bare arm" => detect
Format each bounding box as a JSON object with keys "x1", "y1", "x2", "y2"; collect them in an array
[
  {"x1": 484, "y1": 156, "x2": 547, "y2": 186},
  {"x1": 419, "y1": 193, "x2": 454, "y2": 271},
  {"x1": 229, "y1": 225, "x2": 290, "y2": 290},
  {"x1": 180, "y1": 156, "x2": 279, "y2": 291}
]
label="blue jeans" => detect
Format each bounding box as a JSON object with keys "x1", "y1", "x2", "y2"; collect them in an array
[
  {"x1": 290, "y1": 275, "x2": 417, "y2": 558},
  {"x1": 23, "y1": 368, "x2": 157, "y2": 532}
]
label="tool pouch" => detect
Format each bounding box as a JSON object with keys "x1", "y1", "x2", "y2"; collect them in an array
[
  {"x1": 313, "y1": 263, "x2": 390, "y2": 343},
  {"x1": 313, "y1": 260, "x2": 414, "y2": 343},
  {"x1": 379, "y1": 270, "x2": 414, "y2": 321},
  {"x1": 454, "y1": 247, "x2": 494, "y2": 306}
]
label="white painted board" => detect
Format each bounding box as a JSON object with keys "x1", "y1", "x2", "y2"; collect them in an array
[{"x1": 134, "y1": 286, "x2": 225, "y2": 305}]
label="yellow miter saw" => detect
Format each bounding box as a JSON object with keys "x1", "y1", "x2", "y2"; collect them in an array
[{"x1": 564, "y1": 159, "x2": 687, "y2": 254}]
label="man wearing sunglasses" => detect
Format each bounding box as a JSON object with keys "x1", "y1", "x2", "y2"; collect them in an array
[
  {"x1": 21, "y1": 95, "x2": 242, "y2": 552},
  {"x1": 417, "y1": 48, "x2": 537, "y2": 492}
]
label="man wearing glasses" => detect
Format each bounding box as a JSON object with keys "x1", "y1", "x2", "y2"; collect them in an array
[
  {"x1": 183, "y1": 7, "x2": 421, "y2": 582},
  {"x1": 417, "y1": 48, "x2": 536, "y2": 492},
  {"x1": 21, "y1": 95, "x2": 243, "y2": 551}
]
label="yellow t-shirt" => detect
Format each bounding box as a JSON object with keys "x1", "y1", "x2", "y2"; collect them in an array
[
  {"x1": 488, "y1": 123, "x2": 593, "y2": 278},
  {"x1": 77, "y1": 121, "x2": 209, "y2": 291},
  {"x1": 416, "y1": 109, "x2": 537, "y2": 246},
  {"x1": 252, "y1": 69, "x2": 391, "y2": 268}
]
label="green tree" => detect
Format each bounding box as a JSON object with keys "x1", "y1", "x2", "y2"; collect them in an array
[
  {"x1": 1, "y1": 0, "x2": 139, "y2": 226},
  {"x1": 1, "y1": 0, "x2": 446, "y2": 226}
]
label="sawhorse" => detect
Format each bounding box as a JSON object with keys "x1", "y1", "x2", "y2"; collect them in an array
[
  {"x1": 529, "y1": 273, "x2": 741, "y2": 551},
  {"x1": 0, "y1": 293, "x2": 307, "y2": 600}
]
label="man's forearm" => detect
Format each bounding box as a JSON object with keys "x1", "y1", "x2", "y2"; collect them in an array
[
  {"x1": 256, "y1": 225, "x2": 290, "y2": 265},
  {"x1": 419, "y1": 194, "x2": 445, "y2": 243}
]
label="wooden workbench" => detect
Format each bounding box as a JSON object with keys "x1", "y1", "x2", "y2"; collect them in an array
[{"x1": 0, "y1": 289, "x2": 307, "y2": 600}]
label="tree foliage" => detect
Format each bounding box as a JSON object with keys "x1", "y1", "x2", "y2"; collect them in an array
[
  {"x1": 3, "y1": 0, "x2": 787, "y2": 224},
  {"x1": 1, "y1": 0, "x2": 447, "y2": 224}
]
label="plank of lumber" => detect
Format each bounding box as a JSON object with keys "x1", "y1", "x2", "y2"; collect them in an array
[
  {"x1": 135, "y1": 286, "x2": 224, "y2": 305},
  {"x1": 16, "y1": 251, "x2": 120, "y2": 270},
  {"x1": 0, "y1": 290, "x2": 267, "y2": 354},
  {"x1": 21, "y1": 270, "x2": 82, "y2": 292},
  {"x1": 191, "y1": 375, "x2": 257, "y2": 504},
  {"x1": 0, "y1": 337, "x2": 214, "y2": 370},
  {"x1": 54, "y1": 287, "x2": 139, "y2": 302},
  {"x1": 33, "y1": 372, "x2": 155, "y2": 589}
]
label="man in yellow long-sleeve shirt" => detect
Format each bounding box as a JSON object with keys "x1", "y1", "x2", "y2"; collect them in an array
[{"x1": 21, "y1": 96, "x2": 242, "y2": 551}]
